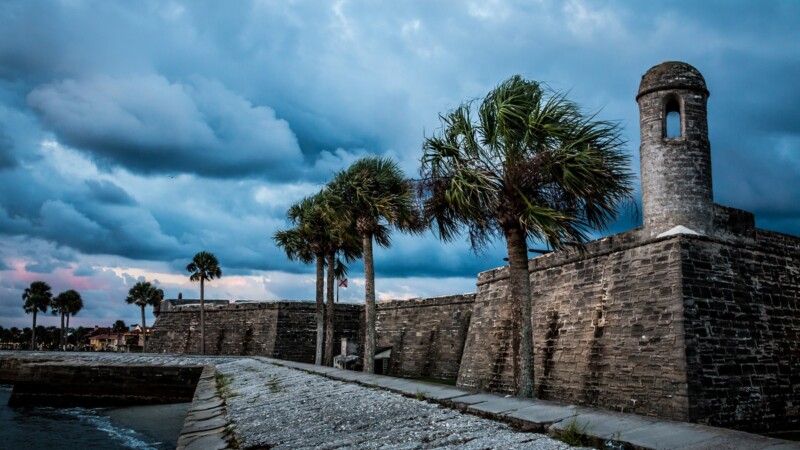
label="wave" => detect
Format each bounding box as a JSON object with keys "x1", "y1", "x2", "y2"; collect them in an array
[{"x1": 60, "y1": 407, "x2": 166, "y2": 450}]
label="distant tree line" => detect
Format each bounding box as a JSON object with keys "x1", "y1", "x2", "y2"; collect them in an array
[
  {"x1": 12, "y1": 251, "x2": 221, "y2": 354},
  {"x1": 0, "y1": 324, "x2": 92, "y2": 350}
]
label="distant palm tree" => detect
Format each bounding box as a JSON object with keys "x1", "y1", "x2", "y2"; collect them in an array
[
  {"x1": 328, "y1": 156, "x2": 423, "y2": 373},
  {"x1": 112, "y1": 319, "x2": 127, "y2": 351},
  {"x1": 125, "y1": 281, "x2": 164, "y2": 353},
  {"x1": 64, "y1": 292, "x2": 84, "y2": 345},
  {"x1": 51, "y1": 289, "x2": 82, "y2": 350},
  {"x1": 186, "y1": 251, "x2": 222, "y2": 355},
  {"x1": 112, "y1": 319, "x2": 127, "y2": 334},
  {"x1": 420, "y1": 75, "x2": 633, "y2": 396},
  {"x1": 22, "y1": 281, "x2": 52, "y2": 350}
]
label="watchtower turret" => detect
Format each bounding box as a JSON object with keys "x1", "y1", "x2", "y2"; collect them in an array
[{"x1": 637, "y1": 61, "x2": 713, "y2": 237}]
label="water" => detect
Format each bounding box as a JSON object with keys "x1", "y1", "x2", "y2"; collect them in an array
[{"x1": 0, "y1": 385, "x2": 188, "y2": 450}]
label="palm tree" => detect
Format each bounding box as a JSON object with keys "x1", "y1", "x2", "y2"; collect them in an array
[
  {"x1": 125, "y1": 281, "x2": 163, "y2": 353},
  {"x1": 186, "y1": 251, "x2": 222, "y2": 355},
  {"x1": 64, "y1": 292, "x2": 84, "y2": 346},
  {"x1": 322, "y1": 216, "x2": 362, "y2": 366},
  {"x1": 420, "y1": 75, "x2": 633, "y2": 397},
  {"x1": 51, "y1": 289, "x2": 82, "y2": 350},
  {"x1": 112, "y1": 319, "x2": 127, "y2": 351},
  {"x1": 328, "y1": 156, "x2": 423, "y2": 373},
  {"x1": 112, "y1": 319, "x2": 127, "y2": 334},
  {"x1": 22, "y1": 281, "x2": 52, "y2": 350},
  {"x1": 274, "y1": 192, "x2": 334, "y2": 365}
]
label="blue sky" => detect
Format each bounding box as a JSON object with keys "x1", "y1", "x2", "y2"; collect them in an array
[{"x1": 1, "y1": 0, "x2": 798, "y2": 329}]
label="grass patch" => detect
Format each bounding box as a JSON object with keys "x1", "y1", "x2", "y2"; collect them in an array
[
  {"x1": 215, "y1": 372, "x2": 237, "y2": 399},
  {"x1": 223, "y1": 423, "x2": 241, "y2": 449},
  {"x1": 265, "y1": 375, "x2": 282, "y2": 393},
  {"x1": 556, "y1": 415, "x2": 592, "y2": 447},
  {"x1": 414, "y1": 389, "x2": 427, "y2": 401}
]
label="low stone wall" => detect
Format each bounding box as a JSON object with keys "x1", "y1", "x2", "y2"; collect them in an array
[
  {"x1": 148, "y1": 302, "x2": 362, "y2": 363},
  {"x1": 457, "y1": 227, "x2": 800, "y2": 433},
  {"x1": 376, "y1": 294, "x2": 475, "y2": 380},
  {"x1": 8, "y1": 362, "x2": 203, "y2": 407},
  {"x1": 150, "y1": 297, "x2": 478, "y2": 381}
]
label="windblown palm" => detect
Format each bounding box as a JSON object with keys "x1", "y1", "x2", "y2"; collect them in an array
[
  {"x1": 328, "y1": 156, "x2": 423, "y2": 373},
  {"x1": 125, "y1": 281, "x2": 164, "y2": 353},
  {"x1": 186, "y1": 251, "x2": 222, "y2": 355},
  {"x1": 420, "y1": 75, "x2": 633, "y2": 397},
  {"x1": 274, "y1": 191, "x2": 361, "y2": 365},
  {"x1": 22, "y1": 281, "x2": 52, "y2": 350},
  {"x1": 52, "y1": 290, "x2": 82, "y2": 350}
]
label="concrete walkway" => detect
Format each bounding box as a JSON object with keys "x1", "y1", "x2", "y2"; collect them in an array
[
  {"x1": 270, "y1": 358, "x2": 799, "y2": 450},
  {"x1": 215, "y1": 357, "x2": 581, "y2": 449}
]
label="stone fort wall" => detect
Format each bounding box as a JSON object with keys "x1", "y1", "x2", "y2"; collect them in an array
[
  {"x1": 150, "y1": 294, "x2": 477, "y2": 381},
  {"x1": 149, "y1": 302, "x2": 362, "y2": 360},
  {"x1": 376, "y1": 294, "x2": 475, "y2": 380},
  {"x1": 458, "y1": 229, "x2": 692, "y2": 421},
  {"x1": 457, "y1": 227, "x2": 800, "y2": 432},
  {"x1": 681, "y1": 230, "x2": 800, "y2": 432}
]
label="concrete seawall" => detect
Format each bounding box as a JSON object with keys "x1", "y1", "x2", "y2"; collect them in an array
[{"x1": 8, "y1": 362, "x2": 203, "y2": 407}]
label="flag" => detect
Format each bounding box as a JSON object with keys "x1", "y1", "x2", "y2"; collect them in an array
[{"x1": 338, "y1": 278, "x2": 348, "y2": 288}]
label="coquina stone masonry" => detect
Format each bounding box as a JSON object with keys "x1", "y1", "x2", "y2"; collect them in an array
[
  {"x1": 375, "y1": 294, "x2": 475, "y2": 380},
  {"x1": 458, "y1": 229, "x2": 691, "y2": 420},
  {"x1": 149, "y1": 301, "x2": 363, "y2": 360},
  {"x1": 150, "y1": 296, "x2": 477, "y2": 381}
]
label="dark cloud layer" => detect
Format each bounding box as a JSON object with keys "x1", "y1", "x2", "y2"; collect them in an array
[
  {"x1": 0, "y1": 0, "x2": 798, "y2": 327},
  {"x1": 28, "y1": 76, "x2": 303, "y2": 179},
  {"x1": 0, "y1": 125, "x2": 15, "y2": 169}
]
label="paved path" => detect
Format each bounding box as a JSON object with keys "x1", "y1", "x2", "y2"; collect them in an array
[
  {"x1": 216, "y1": 358, "x2": 580, "y2": 450},
  {"x1": 270, "y1": 358, "x2": 800, "y2": 450}
]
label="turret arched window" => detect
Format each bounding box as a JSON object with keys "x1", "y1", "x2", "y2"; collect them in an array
[{"x1": 665, "y1": 97, "x2": 682, "y2": 138}]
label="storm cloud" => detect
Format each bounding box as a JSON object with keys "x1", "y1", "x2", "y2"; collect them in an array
[{"x1": 0, "y1": 0, "x2": 798, "y2": 328}]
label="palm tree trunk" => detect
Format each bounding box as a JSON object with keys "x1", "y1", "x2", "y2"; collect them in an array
[
  {"x1": 60, "y1": 313, "x2": 65, "y2": 351},
  {"x1": 200, "y1": 278, "x2": 205, "y2": 355},
  {"x1": 314, "y1": 255, "x2": 324, "y2": 365},
  {"x1": 363, "y1": 232, "x2": 376, "y2": 374},
  {"x1": 31, "y1": 311, "x2": 37, "y2": 350},
  {"x1": 324, "y1": 251, "x2": 335, "y2": 366},
  {"x1": 141, "y1": 305, "x2": 148, "y2": 353},
  {"x1": 505, "y1": 226, "x2": 535, "y2": 397},
  {"x1": 66, "y1": 314, "x2": 71, "y2": 349}
]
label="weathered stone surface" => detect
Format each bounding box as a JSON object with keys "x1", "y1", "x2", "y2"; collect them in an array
[
  {"x1": 149, "y1": 302, "x2": 363, "y2": 361},
  {"x1": 217, "y1": 358, "x2": 578, "y2": 450},
  {"x1": 638, "y1": 61, "x2": 713, "y2": 238},
  {"x1": 181, "y1": 434, "x2": 229, "y2": 450},
  {"x1": 375, "y1": 293, "x2": 475, "y2": 380},
  {"x1": 681, "y1": 232, "x2": 800, "y2": 432},
  {"x1": 459, "y1": 230, "x2": 691, "y2": 421},
  {"x1": 8, "y1": 362, "x2": 203, "y2": 407}
]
